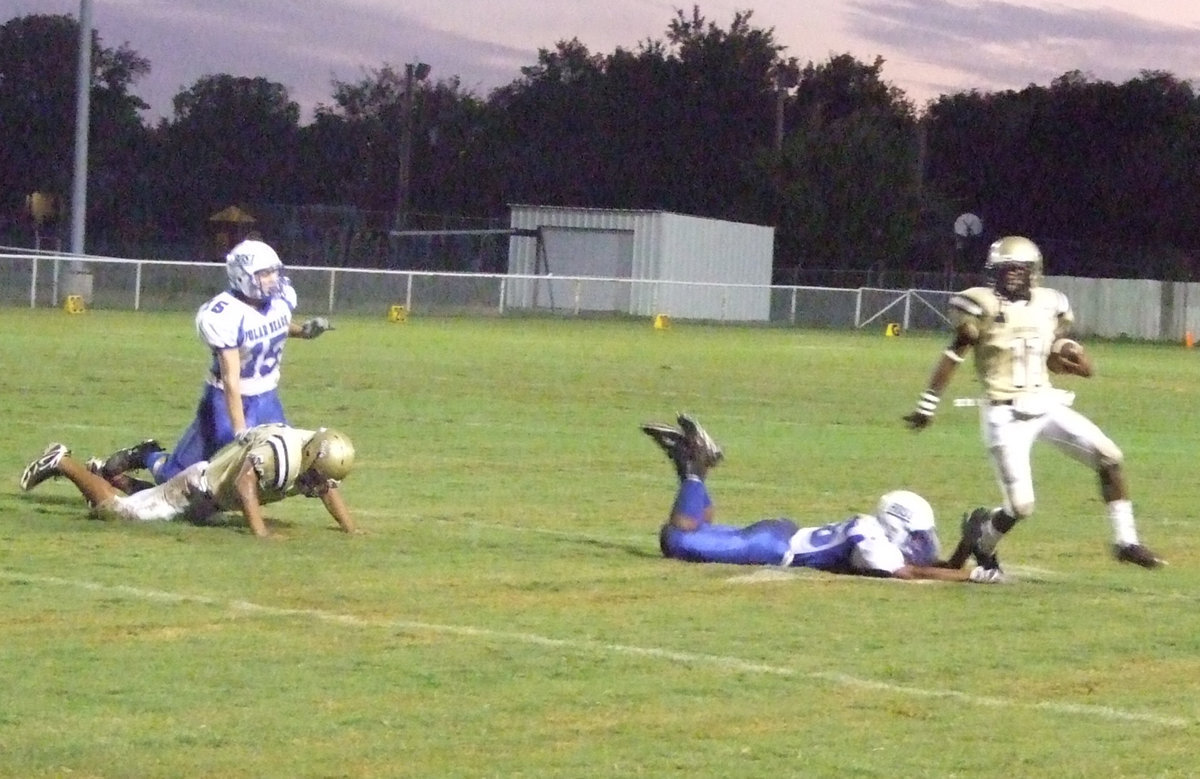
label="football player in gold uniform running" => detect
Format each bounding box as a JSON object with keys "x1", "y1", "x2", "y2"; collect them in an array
[{"x1": 903, "y1": 235, "x2": 1163, "y2": 570}]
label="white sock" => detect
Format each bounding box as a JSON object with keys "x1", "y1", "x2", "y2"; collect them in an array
[{"x1": 1109, "y1": 499, "x2": 1138, "y2": 546}]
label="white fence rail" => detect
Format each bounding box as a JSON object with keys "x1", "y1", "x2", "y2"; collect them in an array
[{"x1": 2, "y1": 249, "x2": 1197, "y2": 340}]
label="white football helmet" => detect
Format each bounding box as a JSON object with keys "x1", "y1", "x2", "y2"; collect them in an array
[
  {"x1": 226, "y1": 239, "x2": 284, "y2": 301},
  {"x1": 876, "y1": 490, "x2": 941, "y2": 566},
  {"x1": 301, "y1": 428, "x2": 355, "y2": 481},
  {"x1": 985, "y1": 235, "x2": 1042, "y2": 300}
]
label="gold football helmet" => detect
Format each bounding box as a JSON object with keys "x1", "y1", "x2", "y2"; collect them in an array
[
  {"x1": 985, "y1": 236, "x2": 1042, "y2": 300},
  {"x1": 301, "y1": 428, "x2": 355, "y2": 481}
]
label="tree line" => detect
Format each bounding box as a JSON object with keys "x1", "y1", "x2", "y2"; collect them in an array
[{"x1": 3, "y1": 8, "x2": 1198, "y2": 281}]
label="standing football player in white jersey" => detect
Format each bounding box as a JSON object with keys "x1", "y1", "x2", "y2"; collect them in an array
[
  {"x1": 20, "y1": 425, "x2": 359, "y2": 538},
  {"x1": 99, "y1": 239, "x2": 335, "y2": 486},
  {"x1": 641, "y1": 414, "x2": 1004, "y2": 583},
  {"x1": 903, "y1": 235, "x2": 1163, "y2": 570}
]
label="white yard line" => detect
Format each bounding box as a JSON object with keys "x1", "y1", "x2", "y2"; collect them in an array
[
  {"x1": 0, "y1": 570, "x2": 1187, "y2": 729},
  {"x1": 726, "y1": 565, "x2": 1067, "y2": 584}
]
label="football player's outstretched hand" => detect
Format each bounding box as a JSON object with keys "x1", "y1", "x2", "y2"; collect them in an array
[
  {"x1": 903, "y1": 390, "x2": 939, "y2": 430},
  {"x1": 299, "y1": 317, "x2": 334, "y2": 339},
  {"x1": 968, "y1": 565, "x2": 1006, "y2": 584},
  {"x1": 903, "y1": 411, "x2": 933, "y2": 430}
]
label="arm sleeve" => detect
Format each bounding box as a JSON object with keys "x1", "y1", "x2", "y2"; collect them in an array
[
  {"x1": 848, "y1": 516, "x2": 907, "y2": 574},
  {"x1": 948, "y1": 291, "x2": 988, "y2": 341},
  {"x1": 1055, "y1": 290, "x2": 1074, "y2": 335}
]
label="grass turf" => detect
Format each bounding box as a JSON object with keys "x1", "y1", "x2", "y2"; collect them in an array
[{"x1": 1, "y1": 308, "x2": 1198, "y2": 777}]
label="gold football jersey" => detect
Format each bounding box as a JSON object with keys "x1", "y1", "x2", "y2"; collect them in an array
[
  {"x1": 204, "y1": 424, "x2": 315, "y2": 510},
  {"x1": 948, "y1": 286, "x2": 1073, "y2": 401}
]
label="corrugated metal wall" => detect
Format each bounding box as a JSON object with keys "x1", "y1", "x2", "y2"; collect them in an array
[
  {"x1": 507, "y1": 205, "x2": 773, "y2": 321},
  {"x1": 657, "y1": 213, "x2": 772, "y2": 322},
  {"x1": 1046, "y1": 276, "x2": 1174, "y2": 339}
]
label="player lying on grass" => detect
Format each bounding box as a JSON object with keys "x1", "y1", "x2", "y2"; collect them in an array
[
  {"x1": 641, "y1": 414, "x2": 1004, "y2": 582},
  {"x1": 19, "y1": 424, "x2": 359, "y2": 539}
]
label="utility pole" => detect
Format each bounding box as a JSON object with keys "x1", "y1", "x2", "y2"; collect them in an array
[
  {"x1": 70, "y1": 0, "x2": 92, "y2": 258},
  {"x1": 58, "y1": 0, "x2": 94, "y2": 305},
  {"x1": 772, "y1": 58, "x2": 800, "y2": 153},
  {"x1": 393, "y1": 62, "x2": 430, "y2": 231}
]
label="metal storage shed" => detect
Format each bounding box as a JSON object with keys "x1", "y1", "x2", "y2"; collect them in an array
[{"x1": 506, "y1": 205, "x2": 774, "y2": 322}]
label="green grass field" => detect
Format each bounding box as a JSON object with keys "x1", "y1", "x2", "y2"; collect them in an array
[{"x1": 1, "y1": 308, "x2": 1198, "y2": 778}]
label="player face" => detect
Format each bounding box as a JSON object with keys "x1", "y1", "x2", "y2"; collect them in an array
[
  {"x1": 995, "y1": 264, "x2": 1031, "y2": 300},
  {"x1": 900, "y1": 528, "x2": 940, "y2": 567},
  {"x1": 296, "y1": 468, "x2": 332, "y2": 497},
  {"x1": 254, "y1": 267, "x2": 282, "y2": 298}
]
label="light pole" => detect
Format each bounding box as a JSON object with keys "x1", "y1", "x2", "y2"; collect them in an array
[
  {"x1": 772, "y1": 58, "x2": 800, "y2": 153},
  {"x1": 70, "y1": 0, "x2": 92, "y2": 258},
  {"x1": 394, "y1": 62, "x2": 431, "y2": 231},
  {"x1": 56, "y1": 0, "x2": 93, "y2": 305}
]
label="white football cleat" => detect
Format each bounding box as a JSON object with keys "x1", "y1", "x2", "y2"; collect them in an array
[{"x1": 20, "y1": 443, "x2": 70, "y2": 491}]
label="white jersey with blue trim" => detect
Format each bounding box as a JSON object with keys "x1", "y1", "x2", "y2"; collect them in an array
[
  {"x1": 788, "y1": 514, "x2": 907, "y2": 574},
  {"x1": 195, "y1": 282, "x2": 297, "y2": 396}
]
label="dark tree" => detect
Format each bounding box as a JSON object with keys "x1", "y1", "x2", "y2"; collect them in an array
[
  {"x1": 0, "y1": 13, "x2": 149, "y2": 246},
  {"x1": 767, "y1": 54, "x2": 920, "y2": 277},
  {"x1": 925, "y1": 71, "x2": 1200, "y2": 278},
  {"x1": 154, "y1": 75, "x2": 301, "y2": 233}
]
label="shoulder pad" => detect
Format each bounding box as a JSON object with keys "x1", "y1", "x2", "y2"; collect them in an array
[
  {"x1": 851, "y1": 513, "x2": 886, "y2": 537},
  {"x1": 949, "y1": 287, "x2": 1000, "y2": 318},
  {"x1": 195, "y1": 291, "x2": 245, "y2": 349},
  {"x1": 280, "y1": 283, "x2": 298, "y2": 310},
  {"x1": 1031, "y1": 286, "x2": 1071, "y2": 317},
  {"x1": 257, "y1": 426, "x2": 307, "y2": 490}
]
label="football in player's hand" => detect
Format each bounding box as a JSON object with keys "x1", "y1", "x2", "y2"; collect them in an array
[{"x1": 1047, "y1": 338, "x2": 1083, "y2": 374}]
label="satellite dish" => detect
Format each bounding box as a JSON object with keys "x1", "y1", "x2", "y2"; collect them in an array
[{"x1": 954, "y1": 212, "x2": 983, "y2": 238}]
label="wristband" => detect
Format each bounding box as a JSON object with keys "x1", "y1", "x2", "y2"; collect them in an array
[
  {"x1": 915, "y1": 390, "x2": 939, "y2": 417},
  {"x1": 943, "y1": 349, "x2": 965, "y2": 364}
]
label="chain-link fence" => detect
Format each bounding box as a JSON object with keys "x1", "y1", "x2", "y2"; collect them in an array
[
  {"x1": 5, "y1": 249, "x2": 1198, "y2": 339},
  {"x1": 1, "y1": 250, "x2": 951, "y2": 328}
]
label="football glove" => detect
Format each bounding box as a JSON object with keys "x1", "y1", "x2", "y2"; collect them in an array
[
  {"x1": 968, "y1": 565, "x2": 1006, "y2": 584},
  {"x1": 903, "y1": 391, "x2": 939, "y2": 430}
]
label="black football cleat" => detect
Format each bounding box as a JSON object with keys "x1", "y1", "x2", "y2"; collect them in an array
[
  {"x1": 640, "y1": 422, "x2": 689, "y2": 480},
  {"x1": 973, "y1": 545, "x2": 1002, "y2": 572},
  {"x1": 947, "y1": 507, "x2": 993, "y2": 569},
  {"x1": 641, "y1": 423, "x2": 683, "y2": 458},
  {"x1": 99, "y1": 439, "x2": 164, "y2": 477},
  {"x1": 1113, "y1": 543, "x2": 1166, "y2": 569},
  {"x1": 676, "y1": 414, "x2": 723, "y2": 474}
]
